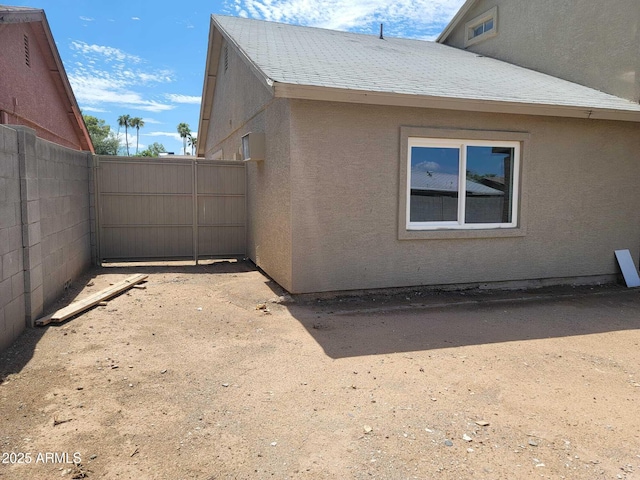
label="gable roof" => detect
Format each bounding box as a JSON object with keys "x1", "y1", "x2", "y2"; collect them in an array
[
  {"x1": 198, "y1": 15, "x2": 640, "y2": 155},
  {"x1": 0, "y1": 5, "x2": 94, "y2": 152},
  {"x1": 436, "y1": 0, "x2": 478, "y2": 44}
]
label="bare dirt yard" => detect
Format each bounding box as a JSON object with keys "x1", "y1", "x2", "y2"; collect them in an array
[{"x1": 1, "y1": 260, "x2": 640, "y2": 479}]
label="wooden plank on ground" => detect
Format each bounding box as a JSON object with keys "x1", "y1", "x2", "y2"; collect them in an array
[{"x1": 35, "y1": 274, "x2": 148, "y2": 326}]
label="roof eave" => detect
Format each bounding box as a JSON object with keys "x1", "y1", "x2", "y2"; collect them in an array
[
  {"x1": 436, "y1": 0, "x2": 478, "y2": 44},
  {"x1": 273, "y1": 83, "x2": 640, "y2": 123},
  {"x1": 197, "y1": 15, "x2": 275, "y2": 157},
  {"x1": 196, "y1": 16, "x2": 220, "y2": 157},
  {"x1": 1, "y1": 8, "x2": 94, "y2": 152},
  {"x1": 43, "y1": 16, "x2": 94, "y2": 153}
]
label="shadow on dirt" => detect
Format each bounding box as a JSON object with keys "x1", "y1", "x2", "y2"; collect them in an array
[{"x1": 287, "y1": 286, "x2": 640, "y2": 359}]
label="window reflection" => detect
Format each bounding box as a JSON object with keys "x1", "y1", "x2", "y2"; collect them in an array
[
  {"x1": 465, "y1": 146, "x2": 514, "y2": 224},
  {"x1": 410, "y1": 146, "x2": 459, "y2": 222}
]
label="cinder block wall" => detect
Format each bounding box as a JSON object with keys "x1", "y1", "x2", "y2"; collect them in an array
[
  {"x1": 0, "y1": 125, "x2": 92, "y2": 352},
  {"x1": 0, "y1": 126, "x2": 26, "y2": 351},
  {"x1": 36, "y1": 135, "x2": 92, "y2": 307}
]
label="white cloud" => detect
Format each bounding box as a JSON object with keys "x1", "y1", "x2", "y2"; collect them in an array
[
  {"x1": 145, "y1": 131, "x2": 183, "y2": 141},
  {"x1": 81, "y1": 106, "x2": 109, "y2": 113},
  {"x1": 142, "y1": 118, "x2": 163, "y2": 124},
  {"x1": 69, "y1": 73, "x2": 175, "y2": 112},
  {"x1": 79, "y1": 16, "x2": 94, "y2": 22},
  {"x1": 145, "y1": 131, "x2": 198, "y2": 154},
  {"x1": 71, "y1": 41, "x2": 141, "y2": 63},
  {"x1": 416, "y1": 161, "x2": 441, "y2": 171},
  {"x1": 231, "y1": 0, "x2": 464, "y2": 37},
  {"x1": 68, "y1": 41, "x2": 176, "y2": 113},
  {"x1": 132, "y1": 17, "x2": 140, "y2": 21},
  {"x1": 166, "y1": 94, "x2": 202, "y2": 104}
]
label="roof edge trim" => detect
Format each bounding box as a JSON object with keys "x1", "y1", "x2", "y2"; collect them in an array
[
  {"x1": 273, "y1": 83, "x2": 640, "y2": 123},
  {"x1": 197, "y1": 15, "x2": 276, "y2": 156},
  {"x1": 40, "y1": 12, "x2": 94, "y2": 152},
  {"x1": 211, "y1": 15, "x2": 275, "y2": 93},
  {"x1": 436, "y1": 0, "x2": 478, "y2": 44}
]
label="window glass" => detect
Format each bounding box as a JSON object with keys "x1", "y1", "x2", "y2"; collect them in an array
[
  {"x1": 465, "y1": 146, "x2": 514, "y2": 224},
  {"x1": 407, "y1": 138, "x2": 519, "y2": 230},
  {"x1": 485, "y1": 18, "x2": 494, "y2": 31},
  {"x1": 410, "y1": 146, "x2": 459, "y2": 222},
  {"x1": 473, "y1": 24, "x2": 484, "y2": 37}
]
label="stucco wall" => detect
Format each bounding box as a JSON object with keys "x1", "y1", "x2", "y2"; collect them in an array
[
  {"x1": 0, "y1": 22, "x2": 83, "y2": 150},
  {"x1": 205, "y1": 43, "x2": 292, "y2": 290},
  {"x1": 246, "y1": 99, "x2": 292, "y2": 291},
  {"x1": 287, "y1": 100, "x2": 640, "y2": 293},
  {"x1": 0, "y1": 125, "x2": 92, "y2": 352},
  {"x1": 443, "y1": 0, "x2": 640, "y2": 103},
  {"x1": 205, "y1": 39, "x2": 274, "y2": 157}
]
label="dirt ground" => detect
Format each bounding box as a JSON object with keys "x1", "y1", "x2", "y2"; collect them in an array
[{"x1": 1, "y1": 260, "x2": 640, "y2": 480}]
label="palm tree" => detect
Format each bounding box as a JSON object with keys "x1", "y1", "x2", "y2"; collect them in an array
[
  {"x1": 117, "y1": 114, "x2": 132, "y2": 156},
  {"x1": 177, "y1": 123, "x2": 191, "y2": 155},
  {"x1": 187, "y1": 134, "x2": 197, "y2": 156},
  {"x1": 130, "y1": 117, "x2": 145, "y2": 155}
]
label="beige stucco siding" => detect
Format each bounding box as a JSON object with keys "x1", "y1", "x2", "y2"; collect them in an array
[
  {"x1": 204, "y1": 42, "x2": 292, "y2": 290},
  {"x1": 244, "y1": 99, "x2": 292, "y2": 291},
  {"x1": 205, "y1": 40, "x2": 274, "y2": 157},
  {"x1": 288, "y1": 100, "x2": 640, "y2": 293},
  {"x1": 444, "y1": 0, "x2": 640, "y2": 103}
]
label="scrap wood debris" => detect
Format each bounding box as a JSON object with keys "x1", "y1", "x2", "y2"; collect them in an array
[
  {"x1": 71, "y1": 463, "x2": 88, "y2": 479},
  {"x1": 255, "y1": 303, "x2": 271, "y2": 314},
  {"x1": 53, "y1": 415, "x2": 73, "y2": 426},
  {"x1": 35, "y1": 274, "x2": 148, "y2": 326}
]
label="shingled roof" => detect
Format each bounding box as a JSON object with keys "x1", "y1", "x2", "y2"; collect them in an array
[{"x1": 202, "y1": 15, "x2": 640, "y2": 124}]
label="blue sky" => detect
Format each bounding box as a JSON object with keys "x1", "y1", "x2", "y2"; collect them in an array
[
  {"x1": 7, "y1": 0, "x2": 465, "y2": 154},
  {"x1": 412, "y1": 146, "x2": 512, "y2": 177}
]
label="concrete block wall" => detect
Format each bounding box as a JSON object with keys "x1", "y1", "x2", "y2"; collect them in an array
[
  {"x1": 35, "y1": 134, "x2": 92, "y2": 308},
  {"x1": 89, "y1": 155, "x2": 98, "y2": 266},
  {"x1": 0, "y1": 126, "x2": 26, "y2": 351},
  {"x1": 0, "y1": 125, "x2": 92, "y2": 352}
]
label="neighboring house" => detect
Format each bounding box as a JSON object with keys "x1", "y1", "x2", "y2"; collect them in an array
[
  {"x1": 0, "y1": 5, "x2": 93, "y2": 151},
  {"x1": 437, "y1": 0, "x2": 640, "y2": 104},
  {"x1": 197, "y1": 14, "x2": 640, "y2": 294}
]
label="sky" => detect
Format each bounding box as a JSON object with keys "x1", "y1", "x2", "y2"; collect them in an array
[
  {"x1": 412, "y1": 146, "x2": 511, "y2": 176},
  {"x1": 6, "y1": 0, "x2": 465, "y2": 154}
]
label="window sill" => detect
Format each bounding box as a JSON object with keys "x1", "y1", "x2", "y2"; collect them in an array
[{"x1": 399, "y1": 226, "x2": 526, "y2": 241}]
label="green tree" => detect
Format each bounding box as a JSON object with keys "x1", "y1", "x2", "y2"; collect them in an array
[
  {"x1": 138, "y1": 142, "x2": 166, "y2": 157},
  {"x1": 177, "y1": 122, "x2": 191, "y2": 155},
  {"x1": 187, "y1": 133, "x2": 197, "y2": 156},
  {"x1": 83, "y1": 114, "x2": 120, "y2": 155},
  {"x1": 118, "y1": 114, "x2": 132, "y2": 156},
  {"x1": 129, "y1": 117, "x2": 145, "y2": 155}
]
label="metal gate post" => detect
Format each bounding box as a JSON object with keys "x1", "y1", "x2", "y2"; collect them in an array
[
  {"x1": 94, "y1": 156, "x2": 103, "y2": 265},
  {"x1": 192, "y1": 160, "x2": 199, "y2": 265}
]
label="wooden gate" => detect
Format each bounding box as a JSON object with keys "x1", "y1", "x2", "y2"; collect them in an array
[{"x1": 95, "y1": 156, "x2": 245, "y2": 262}]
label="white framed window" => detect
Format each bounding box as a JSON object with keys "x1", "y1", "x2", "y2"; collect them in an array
[
  {"x1": 406, "y1": 137, "x2": 519, "y2": 231},
  {"x1": 464, "y1": 6, "x2": 498, "y2": 47}
]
